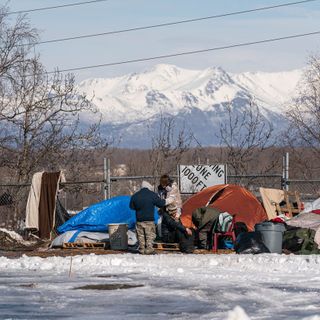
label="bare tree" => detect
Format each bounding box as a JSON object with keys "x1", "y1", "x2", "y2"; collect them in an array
[
  {"x1": 218, "y1": 100, "x2": 277, "y2": 176},
  {"x1": 0, "y1": 7, "x2": 37, "y2": 80},
  {"x1": 0, "y1": 6, "x2": 106, "y2": 183},
  {"x1": 285, "y1": 55, "x2": 320, "y2": 158},
  {"x1": 148, "y1": 113, "x2": 194, "y2": 178}
]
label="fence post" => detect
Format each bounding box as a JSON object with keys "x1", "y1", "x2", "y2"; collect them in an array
[
  {"x1": 282, "y1": 152, "x2": 290, "y2": 191},
  {"x1": 285, "y1": 152, "x2": 289, "y2": 191},
  {"x1": 107, "y1": 158, "x2": 111, "y2": 199},
  {"x1": 103, "y1": 158, "x2": 111, "y2": 200}
]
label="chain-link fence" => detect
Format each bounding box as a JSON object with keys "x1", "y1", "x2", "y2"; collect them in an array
[
  {"x1": 0, "y1": 184, "x2": 29, "y2": 229},
  {"x1": 227, "y1": 174, "x2": 283, "y2": 194},
  {"x1": 59, "y1": 181, "x2": 105, "y2": 213},
  {"x1": 287, "y1": 180, "x2": 320, "y2": 201},
  {"x1": 1, "y1": 174, "x2": 320, "y2": 229}
]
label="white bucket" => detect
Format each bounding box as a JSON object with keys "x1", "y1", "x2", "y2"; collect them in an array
[{"x1": 108, "y1": 224, "x2": 128, "y2": 250}]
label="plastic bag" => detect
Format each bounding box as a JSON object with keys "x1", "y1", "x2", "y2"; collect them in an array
[{"x1": 235, "y1": 232, "x2": 270, "y2": 254}]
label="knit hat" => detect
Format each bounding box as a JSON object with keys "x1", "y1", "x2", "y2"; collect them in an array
[
  {"x1": 167, "y1": 205, "x2": 178, "y2": 214},
  {"x1": 141, "y1": 181, "x2": 154, "y2": 191}
]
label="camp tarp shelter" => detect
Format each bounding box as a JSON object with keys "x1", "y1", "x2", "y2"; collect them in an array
[
  {"x1": 181, "y1": 184, "x2": 267, "y2": 231},
  {"x1": 58, "y1": 195, "x2": 159, "y2": 234},
  {"x1": 25, "y1": 172, "x2": 44, "y2": 230},
  {"x1": 25, "y1": 171, "x2": 66, "y2": 239},
  {"x1": 260, "y1": 187, "x2": 284, "y2": 220}
]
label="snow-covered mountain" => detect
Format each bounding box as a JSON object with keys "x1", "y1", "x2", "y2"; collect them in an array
[{"x1": 77, "y1": 64, "x2": 303, "y2": 147}]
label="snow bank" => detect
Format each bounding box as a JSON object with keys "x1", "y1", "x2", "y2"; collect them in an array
[
  {"x1": 0, "y1": 253, "x2": 319, "y2": 319},
  {"x1": 1, "y1": 253, "x2": 320, "y2": 276}
]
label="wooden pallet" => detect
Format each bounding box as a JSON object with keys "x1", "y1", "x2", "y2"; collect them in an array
[
  {"x1": 153, "y1": 242, "x2": 179, "y2": 251},
  {"x1": 62, "y1": 242, "x2": 105, "y2": 249}
]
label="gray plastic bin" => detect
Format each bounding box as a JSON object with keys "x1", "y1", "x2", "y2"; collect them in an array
[
  {"x1": 255, "y1": 222, "x2": 286, "y2": 254},
  {"x1": 108, "y1": 223, "x2": 128, "y2": 250}
]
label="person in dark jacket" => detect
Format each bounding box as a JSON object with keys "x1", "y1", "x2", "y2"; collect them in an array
[
  {"x1": 192, "y1": 207, "x2": 221, "y2": 249},
  {"x1": 162, "y1": 209, "x2": 194, "y2": 252},
  {"x1": 130, "y1": 181, "x2": 168, "y2": 254}
]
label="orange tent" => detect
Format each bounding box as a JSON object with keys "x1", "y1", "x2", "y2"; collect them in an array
[{"x1": 181, "y1": 184, "x2": 268, "y2": 231}]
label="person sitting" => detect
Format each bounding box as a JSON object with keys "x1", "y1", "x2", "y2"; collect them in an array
[{"x1": 161, "y1": 207, "x2": 194, "y2": 253}]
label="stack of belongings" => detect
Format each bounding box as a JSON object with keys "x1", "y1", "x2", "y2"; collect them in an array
[{"x1": 283, "y1": 197, "x2": 320, "y2": 254}]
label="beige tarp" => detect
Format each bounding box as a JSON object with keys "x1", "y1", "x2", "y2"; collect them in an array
[
  {"x1": 25, "y1": 171, "x2": 66, "y2": 239},
  {"x1": 25, "y1": 172, "x2": 44, "y2": 229},
  {"x1": 259, "y1": 187, "x2": 284, "y2": 220}
]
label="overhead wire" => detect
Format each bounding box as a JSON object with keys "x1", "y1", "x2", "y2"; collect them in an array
[
  {"x1": 38, "y1": 30, "x2": 320, "y2": 75},
  {"x1": 7, "y1": 0, "x2": 109, "y2": 15},
  {"x1": 15, "y1": 0, "x2": 320, "y2": 46}
]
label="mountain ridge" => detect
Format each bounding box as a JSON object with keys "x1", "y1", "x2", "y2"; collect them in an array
[{"x1": 77, "y1": 64, "x2": 303, "y2": 147}]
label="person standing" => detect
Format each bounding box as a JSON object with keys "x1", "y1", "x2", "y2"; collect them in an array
[
  {"x1": 130, "y1": 181, "x2": 169, "y2": 254},
  {"x1": 158, "y1": 175, "x2": 182, "y2": 219},
  {"x1": 158, "y1": 175, "x2": 183, "y2": 242}
]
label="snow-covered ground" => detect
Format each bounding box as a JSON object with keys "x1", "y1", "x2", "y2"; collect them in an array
[{"x1": 0, "y1": 253, "x2": 319, "y2": 319}]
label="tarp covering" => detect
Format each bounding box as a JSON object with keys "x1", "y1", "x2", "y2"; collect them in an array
[
  {"x1": 25, "y1": 172, "x2": 43, "y2": 229},
  {"x1": 25, "y1": 171, "x2": 66, "y2": 239},
  {"x1": 303, "y1": 197, "x2": 320, "y2": 213},
  {"x1": 39, "y1": 172, "x2": 61, "y2": 239},
  {"x1": 51, "y1": 230, "x2": 138, "y2": 247},
  {"x1": 181, "y1": 184, "x2": 267, "y2": 231},
  {"x1": 259, "y1": 187, "x2": 284, "y2": 220},
  {"x1": 58, "y1": 195, "x2": 159, "y2": 234}
]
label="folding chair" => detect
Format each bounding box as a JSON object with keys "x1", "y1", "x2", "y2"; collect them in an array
[{"x1": 212, "y1": 219, "x2": 236, "y2": 253}]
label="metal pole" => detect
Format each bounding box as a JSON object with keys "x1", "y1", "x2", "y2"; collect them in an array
[
  {"x1": 107, "y1": 158, "x2": 111, "y2": 199},
  {"x1": 282, "y1": 154, "x2": 286, "y2": 190},
  {"x1": 285, "y1": 152, "x2": 289, "y2": 191},
  {"x1": 177, "y1": 164, "x2": 180, "y2": 192},
  {"x1": 103, "y1": 158, "x2": 107, "y2": 200},
  {"x1": 225, "y1": 164, "x2": 228, "y2": 184}
]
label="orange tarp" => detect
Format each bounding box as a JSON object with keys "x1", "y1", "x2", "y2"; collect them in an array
[{"x1": 181, "y1": 184, "x2": 268, "y2": 231}]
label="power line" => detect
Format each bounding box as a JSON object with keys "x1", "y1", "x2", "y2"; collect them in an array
[
  {"x1": 43, "y1": 30, "x2": 320, "y2": 75},
  {"x1": 21, "y1": 0, "x2": 319, "y2": 46},
  {"x1": 7, "y1": 0, "x2": 109, "y2": 15}
]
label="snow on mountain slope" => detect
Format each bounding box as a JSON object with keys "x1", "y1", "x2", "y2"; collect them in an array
[
  {"x1": 77, "y1": 64, "x2": 303, "y2": 147},
  {"x1": 232, "y1": 69, "x2": 302, "y2": 113}
]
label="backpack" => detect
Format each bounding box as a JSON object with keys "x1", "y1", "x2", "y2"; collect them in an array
[
  {"x1": 283, "y1": 228, "x2": 320, "y2": 255},
  {"x1": 216, "y1": 212, "x2": 233, "y2": 232}
]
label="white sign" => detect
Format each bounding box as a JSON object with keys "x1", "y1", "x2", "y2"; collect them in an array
[{"x1": 179, "y1": 164, "x2": 227, "y2": 193}]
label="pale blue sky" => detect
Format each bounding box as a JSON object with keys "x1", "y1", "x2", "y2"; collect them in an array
[{"x1": 3, "y1": 0, "x2": 320, "y2": 81}]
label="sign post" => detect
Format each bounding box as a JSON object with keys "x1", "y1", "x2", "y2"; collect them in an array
[{"x1": 179, "y1": 164, "x2": 227, "y2": 194}]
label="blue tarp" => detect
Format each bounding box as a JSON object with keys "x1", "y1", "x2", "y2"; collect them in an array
[{"x1": 57, "y1": 195, "x2": 159, "y2": 234}]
